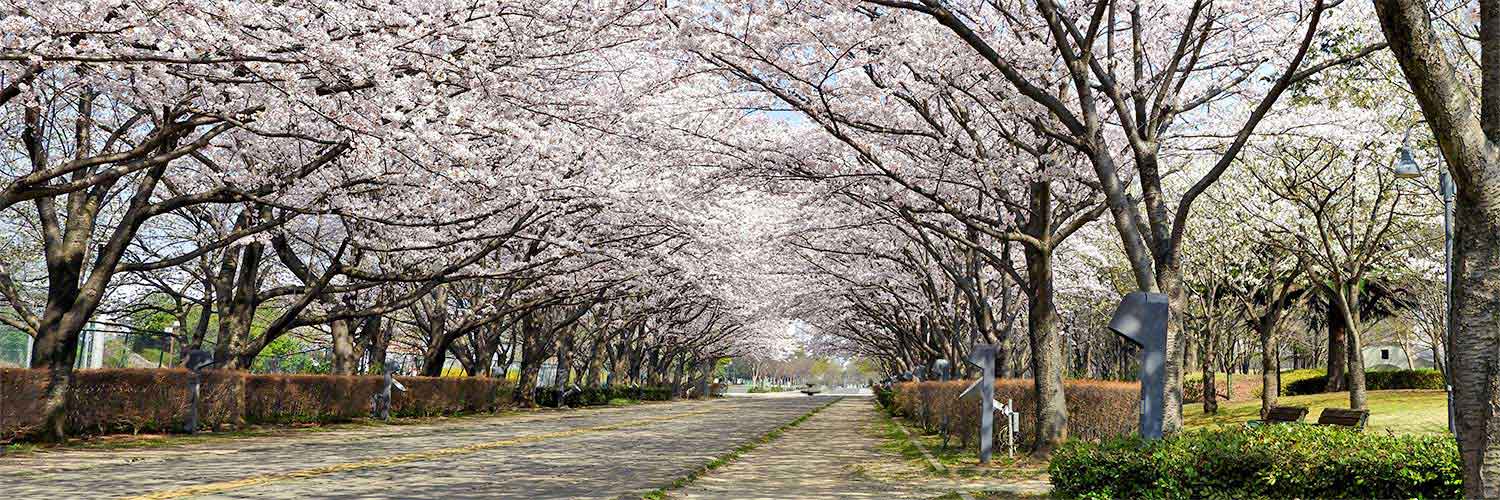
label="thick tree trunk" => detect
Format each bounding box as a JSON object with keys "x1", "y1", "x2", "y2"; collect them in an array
[
  {"x1": 367, "y1": 318, "x2": 392, "y2": 375},
  {"x1": 1450, "y1": 198, "x2": 1500, "y2": 497},
  {"x1": 216, "y1": 240, "x2": 265, "y2": 371},
  {"x1": 419, "y1": 335, "x2": 455, "y2": 377},
  {"x1": 1159, "y1": 268, "x2": 1187, "y2": 434},
  {"x1": 513, "y1": 317, "x2": 549, "y2": 407},
  {"x1": 1372, "y1": 1, "x2": 1500, "y2": 491},
  {"x1": 471, "y1": 338, "x2": 501, "y2": 377},
  {"x1": 553, "y1": 331, "x2": 575, "y2": 406},
  {"x1": 32, "y1": 309, "x2": 88, "y2": 442},
  {"x1": 583, "y1": 335, "x2": 607, "y2": 387},
  {"x1": 330, "y1": 319, "x2": 358, "y2": 376},
  {"x1": 1343, "y1": 293, "x2": 1368, "y2": 410},
  {"x1": 1258, "y1": 314, "x2": 1279, "y2": 418},
  {"x1": 516, "y1": 356, "x2": 543, "y2": 407},
  {"x1": 1023, "y1": 243, "x2": 1067, "y2": 456},
  {"x1": 1201, "y1": 332, "x2": 1218, "y2": 415},
  {"x1": 1325, "y1": 304, "x2": 1348, "y2": 392},
  {"x1": 29, "y1": 238, "x2": 97, "y2": 441}
]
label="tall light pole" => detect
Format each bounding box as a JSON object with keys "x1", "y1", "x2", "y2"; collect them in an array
[{"x1": 1394, "y1": 123, "x2": 1456, "y2": 434}]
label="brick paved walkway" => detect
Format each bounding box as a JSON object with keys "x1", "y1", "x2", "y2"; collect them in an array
[{"x1": 1, "y1": 397, "x2": 832, "y2": 499}]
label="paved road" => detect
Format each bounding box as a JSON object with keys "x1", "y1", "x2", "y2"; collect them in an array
[
  {"x1": 1, "y1": 397, "x2": 835, "y2": 499},
  {"x1": 675, "y1": 398, "x2": 942, "y2": 500}
]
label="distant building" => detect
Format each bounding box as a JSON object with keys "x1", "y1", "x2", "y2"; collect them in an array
[{"x1": 1363, "y1": 343, "x2": 1436, "y2": 371}]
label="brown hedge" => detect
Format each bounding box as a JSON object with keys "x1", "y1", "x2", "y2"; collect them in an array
[
  {"x1": 0, "y1": 368, "x2": 514, "y2": 440},
  {"x1": 892, "y1": 379, "x2": 1140, "y2": 450}
]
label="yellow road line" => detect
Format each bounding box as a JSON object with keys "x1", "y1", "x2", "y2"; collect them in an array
[{"x1": 127, "y1": 406, "x2": 720, "y2": 500}]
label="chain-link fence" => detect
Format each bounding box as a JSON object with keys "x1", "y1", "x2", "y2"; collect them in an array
[{"x1": 0, "y1": 328, "x2": 27, "y2": 368}]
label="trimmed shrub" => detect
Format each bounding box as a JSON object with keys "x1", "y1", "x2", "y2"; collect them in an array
[
  {"x1": 1285, "y1": 369, "x2": 1444, "y2": 396},
  {"x1": 532, "y1": 385, "x2": 673, "y2": 407},
  {"x1": 2, "y1": 368, "x2": 245, "y2": 437},
  {"x1": 892, "y1": 379, "x2": 1139, "y2": 450},
  {"x1": 393, "y1": 376, "x2": 512, "y2": 417},
  {"x1": 0, "y1": 368, "x2": 517, "y2": 440},
  {"x1": 1049, "y1": 425, "x2": 1461, "y2": 499},
  {"x1": 873, "y1": 385, "x2": 895, "y2": 411},
  {"x1": 243, "y1": 374, "x2": 381, "y2": 424}
]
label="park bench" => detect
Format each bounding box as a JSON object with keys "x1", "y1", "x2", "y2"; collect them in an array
[
  {"x1": 1246, "y1": 405, "x2": 1308, "y2": 428},
  {"x1": 1316, "y1": 408, "x2": 1369, "y2": 430}
]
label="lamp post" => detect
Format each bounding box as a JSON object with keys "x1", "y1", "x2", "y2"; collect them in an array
[{"x1": 1394, "y1": 123, "x2": 1456, "y2": 435}]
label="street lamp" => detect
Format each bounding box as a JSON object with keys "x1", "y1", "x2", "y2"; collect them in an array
[
  {"x1": 1393, "y1": 147, "x2": 1423, "y2": 179},
  {"x1": 1394, "y1": 122, "x2": 1456, "y2": 435}
]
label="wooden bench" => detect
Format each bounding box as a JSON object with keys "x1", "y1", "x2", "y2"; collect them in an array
[
  {"x1": 1246, "y1": 405, "x2": 1308, "y2": 428},
  {"x1": 1316, "y1": 408, "x2": 1369, "y2": 429}
]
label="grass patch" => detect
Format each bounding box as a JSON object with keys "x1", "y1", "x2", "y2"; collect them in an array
[
  {"x1": 876, "y1": 408, "x2": 1047, "y2": 482},
  {"x1": 2, "y1": 442, "x2": 37, "y2": 455},
  {"x1": 608, "y1": 398, "x2": 642, "y2": 406},
  {"x1": 971, "y1": 491, "x2": 1052, "y2": 499},
  {"x1": 642, "y1": 397, "x2": 841, "y2": 499},
  {"x1": 1184, "y1": 389, "x2": 1449, "y2": 435}
]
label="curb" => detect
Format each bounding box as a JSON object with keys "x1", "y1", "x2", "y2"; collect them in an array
[
  {"x1": 889, "y1": 416, "x2": 978, "y2": 500},
  {"x1": 891, "y1": 418, "x2": 946, "y2": 475}
]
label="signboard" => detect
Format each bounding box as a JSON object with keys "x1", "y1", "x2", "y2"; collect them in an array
[
  {"x1": 1108, "y1": 291, "x2": 1169, "y2": 439},
  {"x1": 964, "y1": 344, "x2": 998, "y2": 464}
]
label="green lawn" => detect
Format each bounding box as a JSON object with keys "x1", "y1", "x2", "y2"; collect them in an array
[{"x1": 1184, "y1": 389, "x2": 1449, "y2": 435}]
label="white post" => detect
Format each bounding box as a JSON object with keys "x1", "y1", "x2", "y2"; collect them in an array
[
  {"x1": 1007, "y1": 398, "x2": 1016, "y2": 459},
  {"x1": 88, "y1": 327, "x2": 107, "y2": 369}
]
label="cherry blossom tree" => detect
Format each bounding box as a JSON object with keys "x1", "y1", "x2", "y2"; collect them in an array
[{"x1": 829, "y1": 0, "x2": 1387, "y2": 432}]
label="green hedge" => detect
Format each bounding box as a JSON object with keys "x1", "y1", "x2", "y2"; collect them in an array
[
  {"x1": 533, "y1": 385, "x2": 673, "y2": 407},
  {"x1": 1285, "y1": 369, "x2": 1444, "y2": 396},
  {"x1": 1049, "y1": 425, "x2": 1460, "y2": 499}
]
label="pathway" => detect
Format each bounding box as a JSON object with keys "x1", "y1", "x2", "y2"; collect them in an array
[
  {"x1": 0, "y1": 397, "x2": 832, "y2": 499},
  {"x1": 673, "y1": 398, "x2": 947, "y2": 500}
]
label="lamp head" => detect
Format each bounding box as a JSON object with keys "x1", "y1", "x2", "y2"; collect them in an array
[{"x1": 1394, "y1": 147, "x2": 1422, "y2": 179}]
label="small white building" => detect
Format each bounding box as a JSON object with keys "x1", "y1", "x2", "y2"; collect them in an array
[{"x1": 1363, "y1": 343, "x2": 1437, "y2": 371}]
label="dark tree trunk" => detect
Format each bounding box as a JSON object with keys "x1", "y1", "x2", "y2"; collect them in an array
[
  {"x1": 1342, "y1": 291, "x2": 1368, "y2": 410},
  {"x1": 419, "y1": 334, "x2": 457, "y2": 377},
  {"x1": 331, "y1": 319, "x2": 358, "y2": 375},
  {"x1": 1023, "y1": 181, "x2": 1067, "y2": 457},
  {"x1": 583, "y1": 335, "x2": 607, "y2": 387},
  {"x1": 1371, "y1": 1, "x2": 1500, "y2": 491},
  {"x1": 1201, "y1": 331, "x2": 1218, "y2": 415},
  {"x1": 366, "y1": 317, "x2": 392, "y2": 375},
  {"x1": 1258, "y1": 313, "x2": 1279, "y2": 418},
  {"x1": 1325, "y1": 303, "x2": 1348, "y2": 392},
  {"x1": 553, "y1": 331, "x2": 575, "y2": 406},
  {"x1": 513, "y1": 316, "x2": 549, "y2": 407}
]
